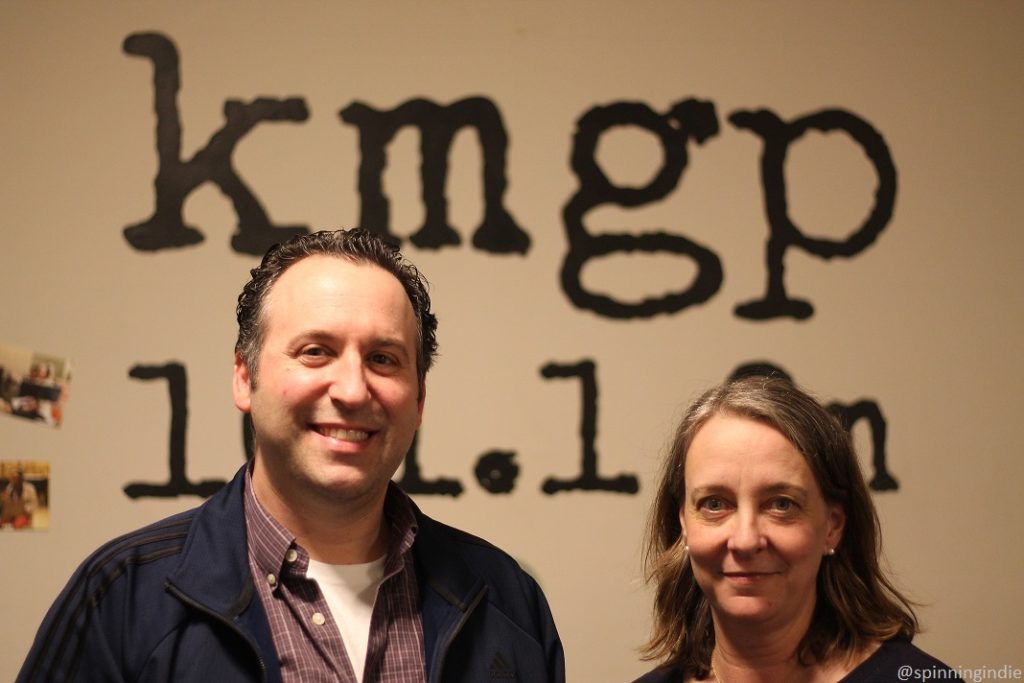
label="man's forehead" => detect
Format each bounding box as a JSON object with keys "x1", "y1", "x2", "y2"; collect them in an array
[
  {"x1": 268, "y1": 256, "x2": 402, "y2": 298},
  {"x1": 262, "y1": 256, "x2": 415, "y2": 328}
]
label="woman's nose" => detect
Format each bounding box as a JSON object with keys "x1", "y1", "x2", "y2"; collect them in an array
[{"x1": 727, "y1": 509, "x2": 766, "y2": 553}]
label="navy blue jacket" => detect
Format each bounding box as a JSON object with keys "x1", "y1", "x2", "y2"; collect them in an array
[{"x1": 18, "y1": 466, "x2": 565, "y2": 683}]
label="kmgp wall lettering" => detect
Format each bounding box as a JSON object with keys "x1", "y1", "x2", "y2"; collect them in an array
[{"x1": 120, "y1": 32, "x2": 899, "y2": 499}]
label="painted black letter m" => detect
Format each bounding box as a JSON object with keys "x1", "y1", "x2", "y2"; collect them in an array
[{"x1": 341, "y1": 98, "x2": 529, "y2": 254}]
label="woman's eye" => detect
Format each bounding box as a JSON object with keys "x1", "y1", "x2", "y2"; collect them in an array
[
  {"x1": 770, "y1": 498, "x2": 795, "y2": 512},
  {"x1": 699, "y1": 497, "x2": 726, "y2": 512}
]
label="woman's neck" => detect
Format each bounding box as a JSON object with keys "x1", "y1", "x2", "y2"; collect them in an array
[
  {"x1": 710, "y1": 618, "x2": 813, "y2": 683},
  {"x1": 707, "y1": 630, "x2": 878, "y2": 683}
]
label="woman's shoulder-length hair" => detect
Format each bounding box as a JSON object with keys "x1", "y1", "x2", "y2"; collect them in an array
[{"x1": 641, "y1": 375, "x2": 917, "y2": 678}]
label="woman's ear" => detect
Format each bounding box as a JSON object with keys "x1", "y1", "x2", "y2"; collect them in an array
[{"x1": 825, "y1": 503, "x2": 845, "y2": 553}]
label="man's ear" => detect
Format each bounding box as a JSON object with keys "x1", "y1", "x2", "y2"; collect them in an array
[
  {"x1": 416, "y1": 380, "x2": 426, "y2": 426},
  {"x1": 232, "y1": 353, "x2": 253, "y2": 413}
]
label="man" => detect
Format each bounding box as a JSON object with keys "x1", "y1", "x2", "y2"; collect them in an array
[{"x1": 19, "y1": 229, "x2": 564, "y2": 682}]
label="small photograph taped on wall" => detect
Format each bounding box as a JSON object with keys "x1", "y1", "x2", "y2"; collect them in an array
[
  {"x1": 0, "y1": 341, "x2": 71, "y2": 428},
  {"x1": 1, "y1": 461, "x2": 49, "y2": 531}
]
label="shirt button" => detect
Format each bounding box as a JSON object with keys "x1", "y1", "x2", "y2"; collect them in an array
[
  {"x1": 267, "y1": 573, "x2": 277, "y2": 587},
  {"x1": 285, "y1": 549, "x2": 298, "y2": 563},
  {"x1": 312, "y1": 612, "x2": 326, "y2": 626}
]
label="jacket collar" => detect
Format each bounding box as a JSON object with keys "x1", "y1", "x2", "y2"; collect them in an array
[
  {"x1": 166, "y1": 464, "x2": 254, "y2": 616},
  {"x1": 408, "y1": 499, "x2": 489, "y2": 677},
  {"x1": 167, "y1": 465, "x2": 489, "y2": 612},
  {"x1": 410, "y1": 501, "x2": 486, "y2": 610},
  {"x1": 165, "y1": 464, "x2": 281, "y2": 683},
  {"x1": 163, "y1": 462, "x2": 489, "y2": 681}
]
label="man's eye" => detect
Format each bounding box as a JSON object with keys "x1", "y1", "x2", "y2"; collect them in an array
[
  {"x1": 370, "y1": 352, "x2": 396, "y2": 366},
  {"x1": 300, "y1": 346, "x2": 328, "y2": 358}
]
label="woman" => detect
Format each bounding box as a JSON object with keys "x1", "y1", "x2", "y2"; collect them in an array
[{"x1": 635, "y1": 376, "x2": 960, "y2": 682}]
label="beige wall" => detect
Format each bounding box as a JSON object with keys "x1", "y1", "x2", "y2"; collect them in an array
[{"x1": 2, "y1": 2, "x2": 1022, "y2": 679}]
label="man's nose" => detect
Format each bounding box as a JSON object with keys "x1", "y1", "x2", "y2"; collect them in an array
[{"x1": 327, "y1": 355, "x2": 371, "y2": 406}]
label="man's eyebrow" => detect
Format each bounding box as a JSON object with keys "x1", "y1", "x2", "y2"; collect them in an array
[
  {"x1": 372, "y1": 337, "x2": 413, "y2": 356},
  {"x1": 297, "y1": 329, "x2": 333, "y2": 341},
  {"x1": 284, "y1": 330, "x2": 334, "y2": 347},
  {"x1": 289, "y1": 331, "x2": 413, "y2": 356}
]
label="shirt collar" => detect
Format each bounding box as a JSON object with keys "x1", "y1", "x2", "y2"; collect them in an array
[
  {"x1": 381, "y1": 482, "x2": 419, "y2": 577},
  {"x1": 243, "y1": 464, "x2": 299, "y2": 582},
  {"x1": 243, "y1": 465, "x2": 419, "y2": 579}
]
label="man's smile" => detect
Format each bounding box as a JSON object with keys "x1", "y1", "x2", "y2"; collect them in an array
[{"x1": 311, "y1": 424, "x2": 373, "y2": 442}]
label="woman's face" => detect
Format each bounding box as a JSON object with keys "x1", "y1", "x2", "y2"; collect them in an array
[{"x1": 680, "y1": 414, "x2": 844, "y2": 633}]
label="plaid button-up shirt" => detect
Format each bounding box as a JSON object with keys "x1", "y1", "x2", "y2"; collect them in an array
[{"x1": 244, "y1": 472, "x2": 426, "y2": 683}]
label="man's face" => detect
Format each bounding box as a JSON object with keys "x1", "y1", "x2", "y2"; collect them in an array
[{"x1": 233, "y1": 255, "x2": 425, "y2": 511}]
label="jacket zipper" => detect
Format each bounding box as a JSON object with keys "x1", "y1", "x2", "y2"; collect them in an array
[{"x1": 429, "y1": 586, "x2": 488, "y2": 683}]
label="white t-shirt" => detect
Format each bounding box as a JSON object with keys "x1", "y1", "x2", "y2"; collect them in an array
[{"x1": 306, "y1": 556, "x2": 386, "y2": 683}]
